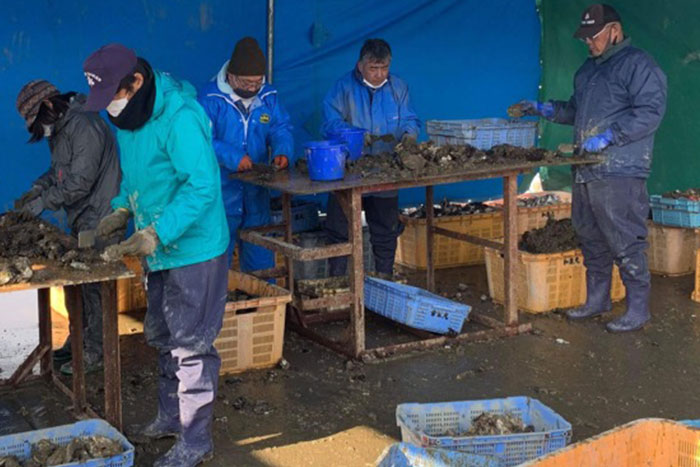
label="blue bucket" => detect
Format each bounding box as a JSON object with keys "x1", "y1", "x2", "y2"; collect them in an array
[
  {"x1": 304, "y1": 141, "x2": 348, "y2": 181},
  {"x1": 325, "y1": 127, "x2": 367, "y2": 161}
]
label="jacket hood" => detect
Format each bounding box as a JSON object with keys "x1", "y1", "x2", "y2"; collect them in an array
[
  {"x1": 150, "y1": 70, "x2": 197, "y2": 123},
  {"x1": 54, "y1": 93, "x2": 87, "y2": 134}
]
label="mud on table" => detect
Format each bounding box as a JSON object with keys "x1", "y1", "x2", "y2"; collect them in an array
[{"x1": 233, "y1": 156, "x2": 601, "y2": 359}]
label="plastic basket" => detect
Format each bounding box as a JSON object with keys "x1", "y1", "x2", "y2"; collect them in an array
[
  {"x1": 397, "y1": 211, "x2": 503, "y2": 269},
  {"x1": 523, "y1": 418, "x2": 700, "y2": 466},
  {"x1": 693, "y1": 250, "x2": 700, "y2": 303},
  {"x1": 650, "y1": 195, "x2": 700, "y2": 228},
  {"x1": 486, "y1": 192, "x2": 572, "y2": 235},
  {"x1": 364, "y1": 277, "x2": 471, "y2": 334},
  {"x1": 270, "y1": 201, "x2": 320, "y2": 233},
  {"x1": 396, "y1": 397, "x2": 572, "y2": 467},
  {"x1": 427, "y1": 118, "x2": 537, "y2": 149},
  {"x1": 0, "y1": 419, "x2": 134, "y2": 467},
  {"x1": 484, "y1": 247, "x2": 625, "y2": 313},
  {"x1": 376, "y1": 442, "x2": 501, "y2": 467},
  {"x1": 215, "y1": 271, "x2": 291, "y2": 374},
  {"x1": 647, "y1": 221, "x2": 699, "y2": 276}
]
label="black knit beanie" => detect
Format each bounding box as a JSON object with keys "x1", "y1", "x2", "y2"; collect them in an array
[{"x1": 227, "y1": 37, "x2": 266, "y2": 76}]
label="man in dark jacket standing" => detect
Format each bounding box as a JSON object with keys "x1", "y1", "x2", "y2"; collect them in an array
[
  {"x1": 509, "y1": 4, "x2": 667, "y2": 332},
  {"x1": 15, "y1": 80, "x2": 122, "y2": 371}
]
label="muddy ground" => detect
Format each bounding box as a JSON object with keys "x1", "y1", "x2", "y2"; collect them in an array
[{"x1": 2, "y1": 266, "x2": 700, "y2": 466}]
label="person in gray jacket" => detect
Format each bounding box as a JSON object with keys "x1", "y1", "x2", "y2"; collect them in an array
[
  {"x1": 509, "y1": 4, "x2": 667, "y2": 333},
  {"x1": 15, "y1": 80, "x2": 122, "y2": 373}
]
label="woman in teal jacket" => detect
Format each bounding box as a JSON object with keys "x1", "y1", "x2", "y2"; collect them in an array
[{"x1": 83, "y1": 43, "x2": 228, "y2": 467}]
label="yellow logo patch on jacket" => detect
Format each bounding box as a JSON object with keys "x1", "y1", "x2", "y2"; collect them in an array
[{"x1": 260, "y1": 113, "x2": 271, "y2": 124}]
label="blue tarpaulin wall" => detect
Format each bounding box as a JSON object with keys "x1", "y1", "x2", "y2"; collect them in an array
[{"x1": 0, "y1": 0, "x2": 540, "y2": 213}]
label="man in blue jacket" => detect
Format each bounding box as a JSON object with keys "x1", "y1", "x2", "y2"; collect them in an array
[
  {"x1": 322, "y1": 38, "x2": 421, "y2": 278},
  {"x1": 510, "y1": 4, "x2": 667, "y2": 333},
  {"x1": 83, "y1": 43, "x2": 230, "y2": 466},
  {"x1": 198, "y1": 37, "x2": 293, "y2": 272}
]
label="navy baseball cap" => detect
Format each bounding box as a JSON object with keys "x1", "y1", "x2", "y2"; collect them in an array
[
  {"x1": 574, "y1": 4, "x2": 621, "y2": 39},
  {"x1": 82, "y1": 43, "x2": 137, "y2": 111}
]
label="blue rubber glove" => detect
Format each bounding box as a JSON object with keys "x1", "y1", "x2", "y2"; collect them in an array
[
  {"x1": 582, "y1": 129, "x2": 614, "y2": 153},
  {"x1": 508, "y1": 100, "x2": 555, "y2": 118}
]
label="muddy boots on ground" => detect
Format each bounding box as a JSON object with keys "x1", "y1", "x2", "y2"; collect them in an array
[
  {"x1": 606, "y1": 255, "x2": 651, "y2": 333},
  {"x1": 566, "y1": 271, "x2": 612, "y2": 320},
  {"x1": 128, "y1": 353, "x2": 180, "y2": 444}
]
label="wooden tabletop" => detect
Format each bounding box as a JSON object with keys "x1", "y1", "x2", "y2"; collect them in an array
[{"x1": 231, "y1": 155, "x2": 602, "y2": 195}]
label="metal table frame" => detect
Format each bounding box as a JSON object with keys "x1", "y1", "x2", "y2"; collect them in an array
[
  {"x1": 235, "y1": 158, "x2": 598, "y2": 359},
  {"x1": 0, "y1": 265, "x2": 134, "y2": 431}
]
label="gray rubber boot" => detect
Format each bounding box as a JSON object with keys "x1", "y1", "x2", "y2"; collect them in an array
[{"x1": 566, "y1": 271, "x2": 612, "y2": 320}]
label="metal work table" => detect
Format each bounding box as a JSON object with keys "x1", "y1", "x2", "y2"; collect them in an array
[
  {"x1": 0, "y1": 260, "x2": 136, "y2": 431},
  {"x1": 234, "y1": 157, "x2": 600, "y2": 359}
]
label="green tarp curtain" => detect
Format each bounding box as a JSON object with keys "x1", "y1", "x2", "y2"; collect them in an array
[{"x1": 537, "y1": 0, "x2": 700, "y2": 194}]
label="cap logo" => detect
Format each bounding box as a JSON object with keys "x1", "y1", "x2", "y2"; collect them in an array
[{"x1": 84, "y1": 71, "x2": 102, "y2": 87}]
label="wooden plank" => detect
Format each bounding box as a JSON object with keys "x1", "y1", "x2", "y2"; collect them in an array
[
  {"x1": 293, "y1": 293, "x2": 353, "y2": 312},
  {"x1": 102, "y1": 280, "x2": 122, "y2": 431},
  {"x1": 432, "y1": 226, "x2": 505, "y2": 251},
  {"x1": 0, "y1": 261, "x2": 133, "y2": 294},
  {"x1": 240, "y1": 230, "x2": 352, "y2": 261},
  {"x1": 38, "y1": 288, "x2": 52, "y2": 379},
  {"x1": 348, "y1": 189, "x2": 365, "y2": 357},
  {"x1": 503, "y1": 174, "x2": 519, "y2": 326},
  {"x1": 7, "y1": 344, "x2": 50, "y2": 386}
]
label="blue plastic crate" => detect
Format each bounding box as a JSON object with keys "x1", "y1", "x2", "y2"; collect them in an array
[
  {"x1": 270, "y1": 201, "x2": 320, "y2": 233},
  {"x1": 376, "y1": 442, "x2": 501, "y2": 467},
  {"x1": 364, "y1": 277, "x2": 470, "y2": 334},
  {"x1": 396, "y1": 397, "x2": 572, "y2": 467},
  {"x1": 650, "y1": 195, "x2": 700, "y2": 228},
  {"x1": 427, "y1": 118, "x2": 537, "y2": 150},
  {"x1": 0, "y1": 419, "x2": 134, "y2": 466},
  {"x1": 680, "y1": 419, "x2": 700, "y2": 428}
]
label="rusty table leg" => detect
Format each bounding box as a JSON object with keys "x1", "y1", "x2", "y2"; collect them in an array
[
  {"x1": 503, "y1": 174, "x2": 519, "y2": 326},
  {"x1": 102, "y1": 280, "x2": 122, "y2": 431},
  {"x1": 348, "y1": 189, "x2": 365, "y2": 357},
  {"x1": 64, "y1": 285, "x2": 87, "y2": 417},
  {"x1": 426, "y1": 186, "x2": 435, "y2": 292},
  {"x1": 283, "y1": 192, "x2": 307, "y2": 327},
  {"x1": 38, "y1": 288, "x2": 53, "y2": 380}
]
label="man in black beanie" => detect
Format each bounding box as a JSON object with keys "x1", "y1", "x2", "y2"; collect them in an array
[{"x1": 198, "y1": 37, "x2": 293, "y2": 271}]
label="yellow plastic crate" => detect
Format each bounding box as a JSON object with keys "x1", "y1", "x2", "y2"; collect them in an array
[
  {"x1": 485, "y1": 191, "x2": 572, "y2": 235},
  {"x1": 647, "y1": 222, "x2": 699, "y2": 276},
  {"x1": 484, "y1": 247, "x2": 625, "y2": 314},
  {"x1": 523, "y1": 418, "x2": 700, "y2": 466},
  {"x1": 397, "y1": 211, "x2": 503, "y2": 269},
  {"x1": 215, "y1": 271, "x2": 291, "y2": 375},
  {"x1": 693, "y1": 250, "x2": 700, "y2": 303}
]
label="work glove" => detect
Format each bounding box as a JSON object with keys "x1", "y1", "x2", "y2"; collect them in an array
[
  {"x1": 238, "y1": 155, "x2": 253, "y2": 172},
  {"x1": 102, "y1": 225, "x2": 159, "y2": 261},
  {"x1": 582, "y1": 129, "x2": 614, "y2": 153},
  {"x1": 96, "y1": 208, "x2": 130, "y2": 238},
  {"x1": 508, "y1": 100, "x2": 555, "y2": 119},
  {"x1": 19, "y1": 196, "x2": 45, "y2": 220},
  {"x1": 273, "y1": 155, "x2": 289, "y2": 169},
  {"x1": 14, "y1": 185, "x2": 43, "y2": 210},
  {"x1": 400, "y1": 133, "x2": 417, "y2": 144}
]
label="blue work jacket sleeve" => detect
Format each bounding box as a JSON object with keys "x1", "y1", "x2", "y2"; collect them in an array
[
  {"x1": 153, "y1": 108, "x2": 220, "y2": 247},
  {"x1": 396, "y1": 84, "x2": 421, "y2": 137},
  {"x1": 268, "y1": 98, "x2": 294, "y2": 160},
  {"x1": 550, "y1": 96, "x2": 577, "y2": 126},
  {"x1": 608, "y1": 61, "x2": 667, "y2": 146},
  {"x1": 111, "y1": 179, "x2": 130, "y2": 212},
  {"x1": 197, "y1": 95, "x2": 246, "y2": 172},
  {"x1": 321, "y1": 81, "x2": 353, "y2": 136}
]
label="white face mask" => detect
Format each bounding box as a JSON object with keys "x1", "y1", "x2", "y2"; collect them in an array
[
  {"x1": 42, "y1": 124, "x2": 53, "y2": 138},
  {"x1": 106, "y1": 97, "x2": 129, "y2": 117},
  {"x1": 363, "y1": 78, "x2": 388, "y2": 90}
]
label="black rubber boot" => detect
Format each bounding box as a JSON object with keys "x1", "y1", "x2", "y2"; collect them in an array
[
  {"x1": 127, "y1": 414, "x2": 180, "y2": 444},
  {"x1": 566, "y1": 271, "x2": 612, "y2": 320},
  {"x1": 606, "y1": 285, "x2": 651, "y2": 333}
]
